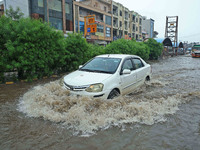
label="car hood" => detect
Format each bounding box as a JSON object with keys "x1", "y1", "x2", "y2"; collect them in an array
[{"x1": 64, "y1": 70, "x2": 112, "y2": 86}]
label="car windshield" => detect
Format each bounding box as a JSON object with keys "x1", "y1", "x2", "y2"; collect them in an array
[{"x1": 80, "y1": 57, "x2": 121, "y2": 74}]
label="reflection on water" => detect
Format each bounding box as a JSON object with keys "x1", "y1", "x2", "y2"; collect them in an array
[{"x1": 1, "y1": 56, "x2": 200, "y2": 149}]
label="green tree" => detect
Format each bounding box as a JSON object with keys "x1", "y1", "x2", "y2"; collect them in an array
[
  {"x1": 64, "y1": 33, "x2": 90, "y2": 71},
  {"x1": 145, "y1": 38, "x2": 163, "y2": 60},
  {"x1": 0, "y1": 16, "x2": 15, "y2": 81},
  {"x1": 5, "y1": 6, "x2": 24, "y2": 20},
  {"x1": 3, "y1": 17, "x2": 66, "y2": 80},
  {"x1": 105, "y1": 39, "x2": 150, "y2": 60}
]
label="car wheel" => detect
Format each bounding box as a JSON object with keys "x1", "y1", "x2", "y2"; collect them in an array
[
  {"x1": 144, "y1": 76, "x2": 150, "y2": 84},
  {"x1": 107, "y1": 89, "x2": 120, "y2": 99}
]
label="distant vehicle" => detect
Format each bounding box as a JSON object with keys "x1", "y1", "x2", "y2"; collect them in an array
[
  {"x1": 191, "y1": 45, "x2": 200, "y2": 58},
  {"x1": 62, "y1": 54, "x2": 151, "y2": 99}
]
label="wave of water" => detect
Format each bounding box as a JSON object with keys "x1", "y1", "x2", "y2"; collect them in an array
[{"x1": 18, "y1": 79, "x2": 199, "y2": 136}]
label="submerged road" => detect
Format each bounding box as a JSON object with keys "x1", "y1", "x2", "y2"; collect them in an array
[{"x1": 0, "y1": 55, "x2": 200, "y2": 150}]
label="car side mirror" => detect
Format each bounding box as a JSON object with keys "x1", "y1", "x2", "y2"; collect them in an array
[
  {"x1": 79, "y1": 65, "x2": 83, "y2": 69},
  {"x1": 122, "y1": 69, "x2": 131, "y2": 74}
]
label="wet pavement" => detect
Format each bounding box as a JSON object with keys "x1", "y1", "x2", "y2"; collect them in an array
[{"x1": 0, "y1": 55, "x2": 200, "y2": 150}]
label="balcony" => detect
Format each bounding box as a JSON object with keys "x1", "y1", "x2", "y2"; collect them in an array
[{"x1": 98, "y1": 0, "x2": 112, "y2": 5}]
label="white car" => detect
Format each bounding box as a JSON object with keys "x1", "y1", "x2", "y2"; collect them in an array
[{"x1": 63, "y1": 54, "x2": 151, "y2": 99}]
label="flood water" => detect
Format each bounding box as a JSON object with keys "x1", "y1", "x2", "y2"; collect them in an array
[{"x1": 0, "y1": 55, "x2": 200, "y2": 150}]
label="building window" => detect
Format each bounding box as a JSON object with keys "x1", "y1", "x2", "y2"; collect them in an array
[
  {"x1": 120, "y1": 21, "x2": 122, "y2": 27},
  {"x1": 132, "y1": 15, "x2": 135, "y2": 22},
  {"x1": 38, "y1": 0, "x2": 43, "y2": 7},
  {"x1": 106, "y1": 27, "x2": 111, "y2": 37},
  {"x1": 65, "y1": 3, "x2": 70, "y2": 14},
  {"x1": 49, "y1": 17, "x2": 63, "y2": 30},
  {"x1": 97, "y1": 24, "x2": 104, "y2": 33},
  {"x1": 75, "y1": 20, "x2": 78, "y2": 32},
  {"x1": 49, "y1": 0, "x2": 62, "y2": 12},
  {"x1": 104, "y1": 6, "x2": 106, "y2": 12},
  {"x1": 136, "y1": 18, "x2": 138, "y2": 22},
  {"x1": 79, "y1": 21, "x2": 84, "y2": 34},
  {"x1": 139, "y1": 18, "x2": 142, "y2": 25},
  {"x1": 105, "y1": 15, "x2": 111, "y2": 25},
  {"x1": 132, "y1": 24, "x2": 135, "y2": 31},
  {"x1": 120, "y1": 10, "x2": 122, "y2": 16}
]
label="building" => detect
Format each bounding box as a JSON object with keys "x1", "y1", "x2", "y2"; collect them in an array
[
  {"x1": 2, "y1": 0, "x2": 73, "y2": 34},
  {"x1": 112, "y1": 1, "x2": 142, "y2": 41},
  {"x1": 142, "y1": 17, "x2": 154, "y2": 38},
  {"x1": 73, "y1": 0, "x2": 112, "y2": 45},
  {"x1": 0, "y1": 1, "x2": 4, "y2": 16},
  {"x1": 2, "y1": 0, "x2": 148, "y2": 43},
  {"x1": 29, "y1": 0, "x2": 73, "y2": 33}
]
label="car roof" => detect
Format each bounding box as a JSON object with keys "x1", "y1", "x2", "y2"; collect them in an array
[{"x1": 96, "y1": 54, "x2": 140, "y2": 59}]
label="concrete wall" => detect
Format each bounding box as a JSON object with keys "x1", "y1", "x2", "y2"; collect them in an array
[{"x1": 4, "y1": 0, "x2": 29, "y2": 17}]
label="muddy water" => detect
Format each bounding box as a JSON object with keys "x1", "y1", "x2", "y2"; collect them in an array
[{"x1": 0, "y1": 55, "x2": 200, "y2": 150}]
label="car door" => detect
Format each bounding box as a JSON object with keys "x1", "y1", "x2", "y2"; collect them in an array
[
  {"x1": 120, "y1": 59, "x2": 137, "y2": 95},
  {"x1": 132, "y1": 58, "x2": 146, "y2": 85}
]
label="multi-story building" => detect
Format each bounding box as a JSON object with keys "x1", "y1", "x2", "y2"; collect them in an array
[
  {"x1": 130, "y1": 11, "x2": 142, "y2": 40},
  {"x1": 142, "y1": 17, "x2": 154, "y2": 38},
  {"x1": 2, "y1": 0, "x2": 147, "y2": 43},
  {"x1": 2, "y1": 0, "x2": 73, "y2": 34},
  {"x1": 73, "y1": 0, "x2": 112, "y2": 45},
  {"x1": 29, "y1": 0, "x2": 73, "y2": 34},
  {"x1": 112, "y1": 1, "x2": 142, "y2": 41},
  {"x1": 134, "y1": 12, "x2": 142, "y2": 40}
]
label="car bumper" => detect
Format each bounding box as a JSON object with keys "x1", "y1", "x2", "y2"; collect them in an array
[{"x1": 63, "y1": 86, "x2": 109, "y2": 99}]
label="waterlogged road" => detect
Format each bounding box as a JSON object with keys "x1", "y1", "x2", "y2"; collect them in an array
[{"x1": 0, "y1": 55, "x2": 200, "y2": 150}]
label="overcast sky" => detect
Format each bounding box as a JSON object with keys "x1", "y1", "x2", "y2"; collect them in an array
[{"x1": 114, "y1": 0, "x2": 200, "y2": 43}]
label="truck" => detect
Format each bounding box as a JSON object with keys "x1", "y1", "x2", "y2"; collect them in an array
[{"x1": 191, "y1": 45, "x2": 200, "y2": 58}]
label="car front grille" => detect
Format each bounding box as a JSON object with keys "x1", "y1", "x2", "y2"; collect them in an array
[{"x1": 64, "y1": 82, "x2": 87, "y2": 91}]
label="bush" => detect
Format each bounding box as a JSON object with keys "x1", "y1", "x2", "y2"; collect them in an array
[
  {"x1": 64, "y1": 33, "x2": 90, "y2": 71},
  {"x1": 0, "y1": 17, "x2": 66, "y2": 81},
  {"x1": 145, "y1": 38, "x2": 163, "y2": 60},
  {"x1": 0, "y1": 15, "x2": 163, "y2": 82},
  {"x1": 104, "y1": 39, "x2": 150, "y2": 60},
  {"x1": 88, "y1": 43, "x2": 105, "y2": 59}
]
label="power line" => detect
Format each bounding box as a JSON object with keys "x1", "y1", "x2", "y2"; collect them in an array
[{"x1": 179, "y1": 33, "x2": 200, "y2": 38}]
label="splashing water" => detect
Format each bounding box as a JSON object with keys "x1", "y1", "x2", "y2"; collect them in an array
[{"x1": 18, "y1": 79, "x2": 196, "y2": 136}]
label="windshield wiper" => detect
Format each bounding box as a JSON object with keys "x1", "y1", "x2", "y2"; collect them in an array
[
  {"x1": 80, "y1": 69, "x2": 112, "y2": 74},
  {"x1": 79, "y1": 69, "x2": 94, "y2": 72},
  {"x1": 92, "y1": 70, "x2": 112, "y2": 74}
]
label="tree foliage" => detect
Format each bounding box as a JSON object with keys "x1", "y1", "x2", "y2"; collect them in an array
[
  {"x1": 145, "y1": 38, "x2": 163, "y2": 60},
  {"x1": 0, "y1": 17, "x2": 65, "y2": 81},
  {"x1": 5, "y1": 6, "x2": 24, "y2": 20},
  {"x1": 105, "y1": 39, "x2": 150, "y2": 60},
  {"x1": 64, "y1": 33, "x2": 90, "y2": 71},
  {"x1": 0, "y1": 15, "x2": 163, "y2": 82}
]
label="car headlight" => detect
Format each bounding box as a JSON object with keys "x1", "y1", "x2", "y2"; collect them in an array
[{"x1": 85, "y1": 83, "x2": 104, "y2": 92}]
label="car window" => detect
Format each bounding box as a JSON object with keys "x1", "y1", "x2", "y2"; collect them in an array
[
  {"x1": 122, "y1": 59, "x2": 134, "y2": 71},
  {"x1": 80, "y1": 57, "x2": 121, "y2": 74},
  {"x1": 132, "y1": 58, "x2": 144, "y2": 69}
]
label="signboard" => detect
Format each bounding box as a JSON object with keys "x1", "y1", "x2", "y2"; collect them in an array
[
  {"x1": 86, "y1": 24, "x2": 97, "y2": 33},
  {"x1": 84, "y1": 15, "x2": 96, "y2": 37},
  {"x1": 87, "y1": 28, "x2": 91, "y2": 32},
  {"x1": 88, "y1": 18, "x2": 95, "y2": 24}
]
